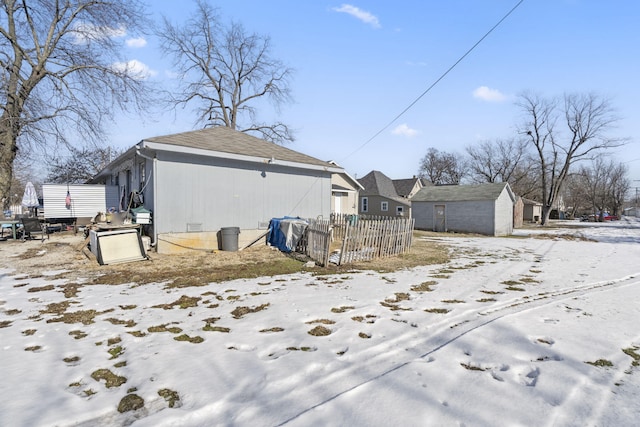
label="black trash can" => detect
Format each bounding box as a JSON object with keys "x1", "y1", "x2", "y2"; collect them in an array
[{"x1": 220, "y1": 227, "x2": 240, "y2": 251}]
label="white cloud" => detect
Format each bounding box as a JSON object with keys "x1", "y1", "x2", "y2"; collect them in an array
[
  {"x1": 126, "y1": 37, "x2": 147, "y2": 48},
  {"x1": 112, "y1": 59, "x2": 157, "y2": 80},
  {"x1": 392, "y1": 123, "x2": 419, "y2": 138},
  {"x1": 333, "y1": 4, "x2": 381, "y2": 28},
  {"x1": 472, "y1": 86, "x2": 507, "y2": 102},
  {"x1": 72, "y1": 23, "x2": 126, "y2": 44}
]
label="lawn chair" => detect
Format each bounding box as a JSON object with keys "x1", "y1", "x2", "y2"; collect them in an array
[{"x1": 20, "y1": 217, "x2": 48, "y2": 242}]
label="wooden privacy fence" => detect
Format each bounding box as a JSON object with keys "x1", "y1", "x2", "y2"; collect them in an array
[{"x1": 300, "y1": 216, "x2": 414, "y2": 266}]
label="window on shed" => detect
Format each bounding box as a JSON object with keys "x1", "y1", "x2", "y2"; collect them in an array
[
  {"x1": 381, "y1": 201, "x2": 388, "y2": 211},
  {"x1": 396, "y1": 206, "x2": 404, "y2": 216},
  {"x1": 361, "y1": 197, "x2": 368, "y2": 212}
]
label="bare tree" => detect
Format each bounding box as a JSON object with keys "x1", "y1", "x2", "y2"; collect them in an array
[
  {"x1": 517, "y1": 92, "x2": 625, "y2": 225},
  {"x1": 158, "y1": 0, "x2": 295, "y2": 144},
  {"x1": 418, "y1": 148, "x2": 466, "y2": 185},
  {"x1": 577, "y1": 159, "x2": 629, "y2": 220},
  {"x1": 465, "y1": 138, "x2": 539, "y2": 198},
  {"x1": 0, "y1": 0, "x2": 151, "y2": 208},
  {"x1": 45, "y1": 145, "x2": 122, "y2": 184}
]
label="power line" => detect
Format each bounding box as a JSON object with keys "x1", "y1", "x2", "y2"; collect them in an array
[{"x1": 340, "y1": 0, "x2": 526, "y2": 163}]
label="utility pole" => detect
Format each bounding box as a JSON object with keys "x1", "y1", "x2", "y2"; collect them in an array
[{"x1": 634, "y1": 180, "x2": 640, "y2": 217}]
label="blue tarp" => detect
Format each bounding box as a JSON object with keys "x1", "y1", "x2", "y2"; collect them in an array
[{"x1": 267, "y1": 217, "x2": 308, "y2": 252}]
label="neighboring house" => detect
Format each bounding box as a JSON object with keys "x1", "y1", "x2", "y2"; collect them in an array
[
  {"x1": 357, "y1": 170, "x2": 411, "y2": 217},
  {"x1": 523, "y1": 198, "x2": 543, "y2": 223},
  {"x1": 393, "y1": 176, "x2": 429, "y2": 200},
  {"x1": 328, "y1": 161, "x2": 363, "y2": 215},
  {"x1": 411, "y1": 182, "x2": 516, "y2": 236},
  {"x1": 90, "y1": 127, "x2": 344, "y2": 254}
]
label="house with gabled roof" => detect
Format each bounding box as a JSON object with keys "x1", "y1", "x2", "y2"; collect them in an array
[
  {"x1": 411, "y1": 182, "x2": 515, "y2": 236},
  {"x1": 328, "y1": 161, "x2": 363, "y2": 216},
  {"x1": 393, "y1": 176, "x2": 430, "y2": 199},
  {"x1": 90, "y1": 127, "x2": 344, "y2": 254},
  {"x1": 357, "y1": 170, "x2": 411, "y2": 217}
]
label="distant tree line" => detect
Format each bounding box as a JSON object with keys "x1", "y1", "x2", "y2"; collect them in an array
[{"x1": 418, "y1": 93, "x2": 629, "y2": 225}]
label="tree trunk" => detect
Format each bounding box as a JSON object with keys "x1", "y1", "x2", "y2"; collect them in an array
[{"x1": 0, "y1": 116, "x2": 19, "y2": 210}]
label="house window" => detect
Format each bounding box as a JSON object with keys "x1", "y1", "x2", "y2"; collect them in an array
[
  {"x1": 396, "y1": 206, "x2": 404, "y2": 216},
  {"x1": 381, "y1": 201, "x2": 388, "y2": 211},
  {"x1": 361, "y1": 197, "x2": 368, "y2": 212}
]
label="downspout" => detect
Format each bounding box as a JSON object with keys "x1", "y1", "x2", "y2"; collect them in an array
[{"x1": 136, "y1": 146, "x2": 157, "y2": 247}]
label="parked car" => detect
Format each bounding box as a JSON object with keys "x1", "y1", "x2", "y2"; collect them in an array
[{"x1": 584, "y1": 212, "x2": 618, "y2": 222}]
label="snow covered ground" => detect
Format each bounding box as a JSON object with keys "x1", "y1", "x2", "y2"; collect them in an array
[{"x1": 1, "y1": 218, "x2": 640, "y2": 426}]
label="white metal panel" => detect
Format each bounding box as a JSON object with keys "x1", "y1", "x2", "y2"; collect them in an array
[{"x1": 43, "y1": 184, "x2": 118, "y2": 219}]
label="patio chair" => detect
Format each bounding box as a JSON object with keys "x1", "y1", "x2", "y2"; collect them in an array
[{"x1": 20, "y1": 217, "x2": 48, "y2": 242}]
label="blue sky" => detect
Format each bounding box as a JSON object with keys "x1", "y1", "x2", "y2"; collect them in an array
[{"x1": 109, "y1": 0, "x2": 640, "y2": 184}]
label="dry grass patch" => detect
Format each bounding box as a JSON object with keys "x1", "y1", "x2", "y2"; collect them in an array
[
  {"x1": 411, "y1": 281, "x2": 437, "y2": 292},
  {"x1": 174, "y1": 334, "x2": 204, "y2": 343},
  {"x1": 48, "y1": 308, "x2": 113, "y2": 325},
  {"x1": 203, "y1": 325, "x2": 230, "y2": 333},
  {"x1": 331, "y1": 306, "x2": 355, "y2": 313},
  {"x1": 153, "y1": 295, "x2": 201, "y2": 310},
  {"x1": 306, "y1": 319, "x2": 335, "y2": 325},
  {"x1": 259, "y1": 327, "x2": 284, "y2": 333},
  {"x1": 27, "y1": 284, "x2": 55, "y2": 293},
  {"x1": 385, "y1": 292, "x2": 410, "y2": 303},
  {"x1": 158, "y1": 389, "x2": 181, "y2": 408},
  {"x1": 148, "y1": 324, "x2": 182, "y2": 334},
  {"x1": 308, "y1": 325, "x2": 332, "y2": 336},
  {"x1": 424, "y1": 308, "x2": 450, "y2": 314},
  {"x1": 231, "y1": 303, "x2": 270, "y2": 319},
  {"x1": 91, "y1": 368, "x2": 127, "y2": 388}
]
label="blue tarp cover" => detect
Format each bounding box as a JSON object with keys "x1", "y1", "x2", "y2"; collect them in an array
[{"x1": 267, "y1": 217, "x2": 308, "y2": 252}]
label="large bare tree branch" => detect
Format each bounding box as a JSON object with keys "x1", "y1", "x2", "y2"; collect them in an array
[
  {"x1": 158, "y1": 0, "x2": 295, "y2": 144},
  {"x1": 0, "y1": 0, "x2": 153, "y2": 207}
]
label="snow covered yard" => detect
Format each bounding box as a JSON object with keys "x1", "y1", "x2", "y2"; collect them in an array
[{"x1": 1, "y1": 219, "x2": 640, "y2": 426}]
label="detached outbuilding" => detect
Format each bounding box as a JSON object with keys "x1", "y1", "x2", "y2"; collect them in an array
[
  {"x1": 90, "y1": 127, "x2": 344, "y2": 254},
  {"x1": 411, "y1": 182, "x2": 515, "y2": 236}
]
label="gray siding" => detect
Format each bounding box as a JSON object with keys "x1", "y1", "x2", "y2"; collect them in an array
[
  {"x1": 413, "y1": 200, "x2": 501, "y2": 235},
  {"x1": 153, "y1": 152, "x2": 331, "y2": 233},
  {"x1": 359, "y1": 195, "x2": 409, "y2": 217}
]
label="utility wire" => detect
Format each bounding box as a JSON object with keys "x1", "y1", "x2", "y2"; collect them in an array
[{"x1": 340, "y1": 0, "x2": 526, "y2": 163}]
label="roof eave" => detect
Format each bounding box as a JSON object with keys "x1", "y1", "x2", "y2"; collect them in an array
[{"x1": 139, "y1": 140, "x2": 343, "y2": 173}]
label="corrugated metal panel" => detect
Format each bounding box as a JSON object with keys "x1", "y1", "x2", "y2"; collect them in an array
[
  {"x1": 152, "y1": 153, "x2": 331, "y2": 234},
  {"x1": 43, "y1": 184, "x2": 118, "y2": 219}
]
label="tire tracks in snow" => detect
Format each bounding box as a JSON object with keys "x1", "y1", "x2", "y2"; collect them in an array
[{"x1": 273, "y1": 237, "x2": 640, "y2": 426}]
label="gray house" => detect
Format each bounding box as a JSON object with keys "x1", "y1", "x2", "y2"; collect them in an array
[
  {"x1": 522, "y1": 198, "x2": 543, "y2": 223},
  {"x1": 411, "y1": 182, "x2": 515, "y2": 236},
  {"x1": 357, "y1": 170, "x2": 411, "y2": 217},
  {"x1": 91, "y1": 127, "x2": 344, "y2": 254}
]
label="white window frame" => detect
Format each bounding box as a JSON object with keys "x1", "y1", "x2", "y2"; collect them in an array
[
  {"x1": 381, "y1": 201, "x2": 388, "y2": 212},
  {"x1": 396, "y1": 206, "x2": 404, "y2": 216},
  {"x1": 361, "y1": 197, "x2": 368, "y2": 212}
]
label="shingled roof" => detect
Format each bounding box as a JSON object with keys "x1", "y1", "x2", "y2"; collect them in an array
[
  {"x1": 358, "y1": 171, "x2": 409, "y2": 204},
  {"x1": 142, "y1": 126, "x2": 334, "y2": 168},
  {"x1": 412, "y1": 182, "x2": 513, "y2": 202}
]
